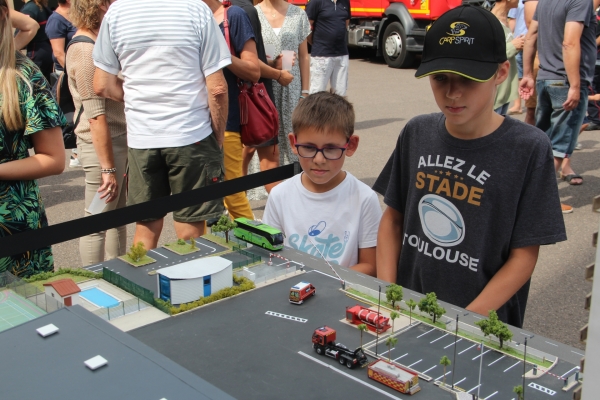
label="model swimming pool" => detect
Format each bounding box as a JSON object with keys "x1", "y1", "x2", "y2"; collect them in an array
[{"x1": 80, "y1": 287, "x2": 120, "y2": 308}]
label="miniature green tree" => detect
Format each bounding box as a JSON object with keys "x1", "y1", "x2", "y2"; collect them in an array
[
  {"x1": 440, "y1": 356, "x2": 451, "y2": 386},
  {"x1": 418, "y1": 292, "x2": 446, "y2": 324},
  {"x1": 127, "y1": 242, "x2": 147, "y2": 263},
  {"x1": 211, "y1": 215, "x2": 237, "y2": 243},
  {"x1": 513, "y1": 385, "x2": 524, "y2": 400},
  {"x1": 475, "y1": 310, "x2": 513, "y2": 349},
  {"x1": 385, "y1": 284, "x2": 403, "y2": 309},
  {"x1": 385, "y1": 336, "x2": 398, "y2": 362},
  {"x1": 495, "y1": 324, "x2": 513, "y2": 350},
  {"x1": 475, "y1": 312, "x2": 494, "y2": 341},
  {"x1": 390, "y1": 311, "x2": 399, "y2": 333},
  {"x1": 190, "y1": 237, "x2": 196, "y2": 249},
  {"x1": 357, "y1": 323, "x2": 368, "y2": 349},
  {"x1": 176, "y1": 238, "x2": 186, "y2": 246},
  {"x1": 406, "y1": 299, "x2": 417, "y2": 325}
]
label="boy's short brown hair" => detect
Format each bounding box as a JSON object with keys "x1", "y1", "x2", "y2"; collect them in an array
[{"x1": 292, "y1": 91, "x2": 355, "y2": 138}]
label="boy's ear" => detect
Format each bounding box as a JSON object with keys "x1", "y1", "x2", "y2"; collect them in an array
[
  {"x1": 288, "y1": 133, "x2": 299, "y2": 155},
  {"x1": 494, "y1": 61, "x2": 510, "y2": 86},
  {"x1": 345, "y1": 135, "x2": 360, "y2": 157}
]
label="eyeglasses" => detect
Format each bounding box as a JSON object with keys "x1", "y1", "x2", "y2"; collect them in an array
[{"x1": 294, "y1": 141, "x2": 349, "y2": 160}]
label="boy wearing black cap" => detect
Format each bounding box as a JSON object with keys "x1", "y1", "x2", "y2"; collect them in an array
[{"x1": 373, "y1": 4, "x2": 566, "y2": 328}]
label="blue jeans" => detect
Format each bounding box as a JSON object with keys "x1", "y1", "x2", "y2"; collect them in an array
[
  {"x1": 535, "y1": 80, "x2": 588, "y2": 158},
  {"x1": 516, "y1": 52, "x2": 523, "y2": 79}
]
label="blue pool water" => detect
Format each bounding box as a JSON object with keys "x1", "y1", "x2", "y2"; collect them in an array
[{"x1": 80, "y1": 288, "x2": 120, "y2": 308}]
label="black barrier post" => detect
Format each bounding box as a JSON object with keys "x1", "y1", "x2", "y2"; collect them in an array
[{"x1": 0, "y1": 164, "x2": 299, "y2": 258}]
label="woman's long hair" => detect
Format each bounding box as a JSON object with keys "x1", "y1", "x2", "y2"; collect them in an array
[{"x1": 0, "y1": 0, "x2": 24, "y2": 131}]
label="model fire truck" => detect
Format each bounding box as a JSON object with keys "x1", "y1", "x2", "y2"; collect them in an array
[
  {"x1": 290, "y1": 0, "x2": 492, "y2": 68},
  {"x1": 346, "y1": 305, "x2": 391, "y2": 334},
  {"x1": 368, "y1": 359, "x2": 421, "y2": 395},
  {"x1": 289, "y1": 282, "x2": 316, "y2": 304},
  {"x1": 311, "y1": 326, "x2": 369, "y2": 369}
]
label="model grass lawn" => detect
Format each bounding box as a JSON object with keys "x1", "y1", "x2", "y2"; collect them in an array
[
  {"x1": 25, "y1": 268, "x2": 102, "y2": 292},
  {"x1": 119, "y1": 242, "x2": 156, "y2": 267},
  {"x1": 163, "y1": 238, "x2": 200, "y2": 256}
]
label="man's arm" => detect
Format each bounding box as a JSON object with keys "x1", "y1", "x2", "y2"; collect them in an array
[
  {"x1": 562, "y1": 21, "x2": 584, "y2": 111},
  {"x1": 49, "y1": 38, "x2": 66, "y2": 69},
  {"x1": 524, "y1": 0, "x2": 538, "y2": 29},
  {"x1": 519, "y1": 19, "x2": 538, "y2": 100},
  {"x1": 466, "y1": 245, "x2": 539, "y2": 317},
  {"x1": 205, "y1": 70, "x2": 228, "y2": 146},
  {"x1": 308, "y1": 19, "x2": 314, "y2": 45},
  {"x1": 93, "y1": 68, "x2": 124, "y2": 102},
  {"x1": 376, "y1": 206, "x2": 403, "y2": 283},
  {"x1": 351, "y1": 247, "x2": 376, "y2": 276},
  {"x1": 226, "y1": 39, "x2": 260, "y2": 83},
  {"x1": 11, "y1": 10, "x2": 39, "y2": 50},
  {"x1": 259, "y1": 60, "x2": 293, "y2": 86}
]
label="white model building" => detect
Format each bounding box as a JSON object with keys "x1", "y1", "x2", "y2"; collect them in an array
[
  {"x1": 43, "y1": 278, "x2": 81, "y2": 306},
  {"x1": 157, "y1": 257, "x2": 233, "y2": 305}
]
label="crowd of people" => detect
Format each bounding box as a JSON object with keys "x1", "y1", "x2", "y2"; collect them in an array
[{"x1": 0, "y1": 0, "x2": 597, "y2": 328}]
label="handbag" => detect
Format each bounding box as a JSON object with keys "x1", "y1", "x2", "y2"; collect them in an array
[{"x1": 223, "y1": 7, "x2": 279, "y2": 146}]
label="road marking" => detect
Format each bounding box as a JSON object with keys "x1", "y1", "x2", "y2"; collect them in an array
[
  {"x1": 265, "y1": 311, "x2": 307, "y2": 323},
  {"x1": 451, "y1": 307, "x2": 462, "y2": 312},
  {"x1": 195, "y1": 241, "x2": 216, "y2": 252},
  {"x1": 444, "y1": 338, "x2": 462, "y2": 349},
  {"x1": 488, "y1": 355, "x2": 505, "y2": 366},
  {"x1": 484, "y1": 390, "x2": 498, "y2": 399},
  {"x1": 380, "y1": 347, "x2": 396, "y2": 357},
  {"x1": 374, "y1": 280, "x2": 387, "y2": 285},
  {"x1": 431, "y1": 333, "x2": 450, "y2": 343},
  {"x1": 458, "y1": 344, "x2": 476, "y2": 355},
  {"x1": 407, "y1": 359, "x2": 422, "y2": 368},
  {"x1": 455, "y1": 377, "x2": 467, "y2": 386},
  {"x1": 466, "y1": 384, "x2": 480, "y2": 393},
  {"x1": 308, "y1": 270, "x2": 339, "y2": 280},
  {"x1": 422, "y1": 365, "x2": 437, "y2": 374},
  {"x1": 149, "y1": 249, "x2": 168, "y2": 259},
  {"x1": 561, "y1": 366, "x2": 580, "y2": 378},
  {"x1": 434, "y1": 370, "x2": 452, "y2": 381},
  {"x1": 528, "y1": 383, "x2": 556, "y2": 396},
  {"x1": 88, "y1": 263, "x2": 102, "y2": 269},
  {"x1": 544, "y1": 341, "x2": 558, "y2": 347},
  {"x1": 571, "y1": 350, "x2": 584, "y2": 356},
  {"x1": 393, "y1": 353, "x2": 408, "y2": 362},
  {"x1": 417, "y1": 328, "x2": 435, "y2": 338},
  {"x1": 298, "y1": 351, "x2": 403, "y2": 400},
  {"x1": 504, "y1": 361, "x2": 520, "y2": 372},
  {"x1": 472, "y1": 349, "x2": 491, "y2": 360}
]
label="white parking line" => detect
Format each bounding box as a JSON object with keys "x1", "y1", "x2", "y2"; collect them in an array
[
  {"x1": 393, "y1": 353, "x2": 408, "y2": 362},
  {"x1": 298, "y1": 351, "x2": 403, "y2": 400},
  {"x1": 484, "y1": 390, "x2": 498, "y2": 399},
  {"x1": 195, "y1": 241, "x2": 216, "y2": 252},
  {"x1": 444, "y1": 338, "x2": 462, "y2": 349},
  {"x1": 417, "y1": 328, "x2": 435, "y2": 338},
  {"x1": 149, "y1": 249, "x2": 168, "y2": 259},
  {"x1": 504, "y1": 361, "x2": 520, "y2": 373},
  {"x1": 472, "y1": 349, "x2": 491, "y2": 360},
  {"x1": 471, "y1": 315, "x2": 482, "y2": 320},
  {"x1": 571, "y1": 350, "x2": 584, "y2": 356},
  {"x1": 560, "y1": 366, "x2": 580, "y2": 378},
  {"x1": 407, "y1": 359, "x2": 422, "y2": 368},
  {"x1": 265, "y1": 311, "x2": 307, "y2": 323},
  {"x1": 380, "y1": 347, "x2": 396, "y2": 357},
  {"x1": 458, "y1": 344, "x2": 476, "y2": 355},
  {"x1": 488, "y1": 355, "x2": 505, "y2": 366},
  {"x1": 422, "y1": 365, "x2": 437, "y2": 374},
  {"x1": 451, "y1": 307, "x2": 462, "y2": 312},
  {"x1": 431, "y1": 333, "x2": 449, "y2": 343},
  {"x1": 544, "y1": 341, "x2": 558, "y2": 347},
  {"x1": 466, "y1": 384, "x2": 480, "y2": 393},
  {"x1": 434, "y1": 371, "x2": 452, "y2": 381},
  {"x1": 455, "y1": 377, "x2": 466, "y2": 386}
]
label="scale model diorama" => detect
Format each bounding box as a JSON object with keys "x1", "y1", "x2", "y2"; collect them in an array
[
  {"x1": 311, "y1": 325, "x2": 369, "y2": 369},
  {"x1": 289, "y1": 281, "x2": 316, "y2": 304}
]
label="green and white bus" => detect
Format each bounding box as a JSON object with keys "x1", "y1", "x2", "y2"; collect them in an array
[{"x1": 233, "y1": 218, "x2": 284, "y2": 251}]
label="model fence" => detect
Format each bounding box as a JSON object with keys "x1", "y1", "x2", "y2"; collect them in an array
[
  {"x1": 236, "y1": 267, "x2": 256, "y2": 282},
  {"x1": 252, "y1": 266, "x2": 297, "y2": 286},
  {"x1": 102, "y1": 268, "x2": 155, "y2": 304},
  {"x1": 212, "y1": 231, "x2": 248, "y2": 248},
  {"x1": 231, "y1": 248, "x2": 261, "y2": 269},
  {"x1": 90, "y1": 297, "x2": 151, "y2": 321},
  {"x1": 0, "y1": 271, "x2": 64, "y2": 313}
]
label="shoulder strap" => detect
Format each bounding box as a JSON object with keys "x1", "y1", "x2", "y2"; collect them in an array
[
  {"x1": 223, "y1": 7, "x2": 234, "y2": 56},
  {"x1": 64, "y1": 35, "x2": 96, "y2": 72}
]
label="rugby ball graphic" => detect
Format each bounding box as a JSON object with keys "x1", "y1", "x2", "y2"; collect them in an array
[{"x1": 417, "y1": 194, "x2": 465, "y2": 247}]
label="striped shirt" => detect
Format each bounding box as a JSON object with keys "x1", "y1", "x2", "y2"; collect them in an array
[{"x1": 93, "y1": 0, "x2": 231, "y2": 149}]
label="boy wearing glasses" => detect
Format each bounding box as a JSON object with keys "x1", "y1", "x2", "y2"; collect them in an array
[
  {"x1": 373, "y1": 5, "x2": 565, "y2": 328},
  {"x1": 263, "y1": 91, "x2": 382, "y2": 275}
]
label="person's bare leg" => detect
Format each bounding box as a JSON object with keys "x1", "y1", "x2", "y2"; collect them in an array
[
  {"x1": 174, "y1": 221, "x2": 206, "y2": 241},
  {"x1": 242, "y1": 146, "x2": 256, "y2": 176},
  {"x1": 257, "y1": 145, "x2": 280, "y2": 193},
  {"x1": 559, "y1": 158, "x2": 582, "y2": 184},
  {"x1": 133, "y1": 219, "x2": 164, "y2": 250},
  {"x1": 508, "y1": 96, "x2": 522, "y2": 113},
  {"x1": 525, "y1": 107, "x2": 535, "y2": 125}
]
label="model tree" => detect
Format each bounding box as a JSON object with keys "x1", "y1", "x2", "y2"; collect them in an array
[
  {"x1": 357, "y1": 323, "x2": 368, "y2": 349},
  {"x1": 495, "y1": 324, "x2": 513, "y2": 350},
  {"x1": 190, "y1": 236, "x2": 196, "y2": 249},
  {"x1": 390, "y1": 311, "x2": 399, "y2": 333},
  {"x1": 127, "y1": 242, "x2": 147, "y2": 262},
  {"x1": 513, "y1": 385, "x2": 524, "y2": 400},
  {"x1": 385, "y1": 336, "x2": 398, "y2": 362},
  {"x1": 439, "y1": 356, "x2": 451, "y2": 386},
  {"x1": 211, "y1": 215, "x2": 237, "y2": 243},
  {"x1": 385, "y1": 284, "x2": 403, "y2": 309},
  {"x1": 406, "y1": 298, "x2": 417, "y2": 325},
  {"x1": 475, "y1": 310, "x2": 514, "y2": 349},
  {"x1": 176, "y1": 238, "x2": 185, "y2": 245},
  {"x1": 418, "y1": 292, "x2": 446, "y2": 324}
]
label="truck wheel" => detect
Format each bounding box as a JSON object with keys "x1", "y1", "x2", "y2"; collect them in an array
[
  {"x1": 339, "y1": 357, "x2": 345, "y2": 365},
  {"x1": 346, "y1": 359, "x2": 354, "y2": 369},
  {"x1": 382, "y1": 21, "x2": 414, "y2": 69},
  {"x1": 315, "y1": 346, "x2": 324, "y2": 355},
  {"x1": 312, "y1": 290, "x2": 316, "y2": 296}
]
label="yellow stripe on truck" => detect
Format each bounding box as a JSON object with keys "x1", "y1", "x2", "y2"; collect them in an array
[{"x1": 349, "y1": 8, "x2": 431, "y2": 14}]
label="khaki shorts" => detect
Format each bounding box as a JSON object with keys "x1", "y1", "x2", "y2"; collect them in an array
[
  {"x1": 525, "y1": 54, "x2": 540, "y2": 109},
  {"x1": 127, "y1": 134, "x2": 225, "y2": 223}
]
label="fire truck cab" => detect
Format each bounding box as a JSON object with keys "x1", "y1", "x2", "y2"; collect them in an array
[
  {"x1": 289, "y1": 282, "x2": 316, "y2": 304},
  {"x1": 312, "y1": 326, "x2": 369, "y2": 369}
]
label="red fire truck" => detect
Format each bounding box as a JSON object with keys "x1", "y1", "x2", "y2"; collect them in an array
[
  {"x1": 346, "y1": 304, "x2": 391, "y2": 333},
  {"x1": 368, "y1": 359, "x2": 421, "y2": 394},
  {"x1": 290, "y1": 0, "x2": 492, "y2": 68},
  {"x1": 311, "y1": 326, "x2": 369, "y2": 369},
  {"x1": 289, "y1": 282, "x2": 316, "y2": 304}
]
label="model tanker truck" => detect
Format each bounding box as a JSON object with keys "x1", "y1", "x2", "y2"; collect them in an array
[
  {"x1": 311, "y1": 326, "x2": 369, "y2": 369},
  {"x1": 290, "y1": 0, "x2": 493, "y2": 68}
]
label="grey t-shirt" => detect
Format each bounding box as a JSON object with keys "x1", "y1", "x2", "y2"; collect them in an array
[
  {"x1": 373, "y1": 114, "x2": 566, "y2": 328},
  {"x1": 534, "y1": 0, "x2": 596, "y2": 84}
]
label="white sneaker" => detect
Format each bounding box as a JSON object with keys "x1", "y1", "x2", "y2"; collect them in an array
[{"x1": 69, "y1": 155, "x2": 81, "y2": 167}]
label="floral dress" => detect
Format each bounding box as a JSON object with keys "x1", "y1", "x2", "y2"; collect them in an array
[{"x1": 0, "y1": 53, "x2": 66, "y2": 277}]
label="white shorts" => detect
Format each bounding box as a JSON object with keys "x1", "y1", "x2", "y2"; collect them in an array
[{"x1": 309, "y1": 55, "x2": 349, "y2": 96}]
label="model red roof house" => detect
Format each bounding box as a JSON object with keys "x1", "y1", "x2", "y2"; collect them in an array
[{"x1": 43, "y1": 279, "x2": 81, "y2": 306}]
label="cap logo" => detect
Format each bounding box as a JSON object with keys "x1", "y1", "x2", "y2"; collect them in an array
[{"x1": 439, "y1": 22, "x2": 474, "y2": 45}]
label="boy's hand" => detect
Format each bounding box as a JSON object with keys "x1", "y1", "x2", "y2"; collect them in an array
[{"x1": 518, "y1": 76, "x2": 535, "y2": 100}]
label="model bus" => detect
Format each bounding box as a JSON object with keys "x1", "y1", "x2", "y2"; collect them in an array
[{"x1": 233, "y1": 218, "x2": 284, "y2": 251}]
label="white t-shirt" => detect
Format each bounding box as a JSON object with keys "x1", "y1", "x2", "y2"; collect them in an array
[
  {"x1": 93, "y1": 0, "x2": 231, "y2": 149},
  {"x1": 263, "y1": 172, "x2": 382, "y2": 267}
]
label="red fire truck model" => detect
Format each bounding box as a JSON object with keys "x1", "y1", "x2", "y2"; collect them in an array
[
  {"x1": 312, "y1": 326, "x2": 369, "y2": 369},
  {"x1": 368, "y1": 359, "x2": 421, "y2": 395},
  {"x1": 289, "y1": 282, "x2": 316, "y2": 304},
  {"x1": 346, "y1": 304, "x2": 391, "y2": 334},
  {"x1": 290, "y1": 0, "x2": 492, "y2": 68}
]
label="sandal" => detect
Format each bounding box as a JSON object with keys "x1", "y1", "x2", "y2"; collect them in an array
[
  {"x1": 507, "y1": 109, "x2": 523, "y2": 115},
  {"x1": 560, "y1": 173, "x2": 583, "y2": 185}
]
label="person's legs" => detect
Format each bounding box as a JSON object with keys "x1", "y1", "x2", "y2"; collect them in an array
[
  {"x1": 329, "y1": 55, "x2": 349, "y2": 96},
  {"x1": 223, "y1": 131, "x2": 254, "y2": 219},
  {"x1": 509, "y1": 52, "x2": 523, "y2": 114},
  {"x1": 256, "y1": 144, "x2": 280, "y2": 193},
  {"x1": 242, "y1": 146, "x2": 256, "y2": 176},
  {"x1": 103, "y1": 135, "x2": 128, "y2": 259},
  {"x1": 309, "y1": 56, "x2": 334, "y2": 94},
  {"x1": 133, "y1": 219, "x2": 164, "y2": 249}
]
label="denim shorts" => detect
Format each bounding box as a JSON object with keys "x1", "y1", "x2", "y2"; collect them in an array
[
  {"x1": 535, "y1": 79, "x2": 588, "y2": 158},
  {"x1": 516, "y1": 52, "x2": 523, "y2": 79}
]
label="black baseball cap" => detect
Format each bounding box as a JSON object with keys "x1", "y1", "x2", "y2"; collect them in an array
[{"x1": 415, "y1": 4, "x2": 507, "y2": 82}]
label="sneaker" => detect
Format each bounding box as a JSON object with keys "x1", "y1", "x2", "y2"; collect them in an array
[
  {"x1": 584, "y1": 123, "x2": 600, "y2": 131},
  {"x1": 575, "y1": 142, "x2": 582, "y2": 150},
  {"x1": 561, "y1": 203, "x2": 573, "y2": 214},
  {"x1": 69, "y1": 155, "x2": 81, "y2": 167}
]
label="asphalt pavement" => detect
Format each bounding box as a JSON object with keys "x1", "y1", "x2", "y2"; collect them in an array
[{"x1": 40, "y1": 50, "x2": 598, "y2": 351}]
